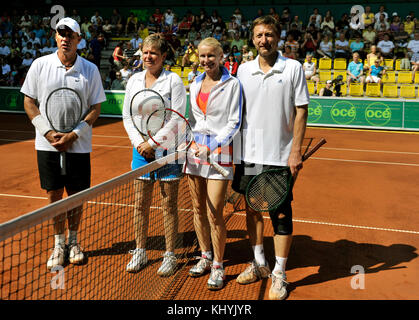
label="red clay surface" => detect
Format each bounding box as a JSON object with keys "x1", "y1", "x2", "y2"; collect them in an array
[{"x1": 1, "y1": 113, "x2": 419, "y2": 300}]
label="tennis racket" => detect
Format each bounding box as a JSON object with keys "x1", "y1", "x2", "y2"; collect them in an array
[
  {"x1": 146, "y1": 108, "x2": 230, "y2": 177},
  {"x1": 129, "y1": 88, "x2": 165, "y2": 161},
  {"x1": 245, "y1": 138, "x2": 327, "y2": 212},
  {"x1": 45, "y1": 87, "x2": 83, "y2": 176}
]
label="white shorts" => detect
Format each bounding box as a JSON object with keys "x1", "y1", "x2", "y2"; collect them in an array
[
  {"x1": 183, "y1": 156, "x2": 233, "y2": 180},
  {"x1": 366, "y1": 75, "x2": 381, "y2": 83}
]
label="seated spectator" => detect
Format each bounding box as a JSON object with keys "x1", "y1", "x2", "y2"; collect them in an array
[
  {"x1": 347, "y1": 52, "x2": 365, "y2": 87},
  {"x1": 224, "y1": 54, "x2": 239, "y2": 76},
  {"x1": 21, "y1": 52, "x2": 33, "y2": 70},
  {"x1": 110, "y1": 9, "x2": 123, "y2": 36},
  {"x1": 131, "y1": 54, "x2": 143, "y2": 74},
  {"x1": 241, "y1": 45, "x2": 254, "y2": 63},
  {"x1": 213, "y1": 26, "x2": 222, "y2": 41},
  {"x1": 19, "y1": 11, "x2": 32, "y2": 29},
  {"x1": 374, "y1": 14, "x2": 389, "y2": 31},
  {"x1": 321, "y1": 15, "x2": 335, "y2": 37},
  {"x1": 213, "y1": 16, "x2": 225, "y2": 34},
  {"x1": 281, "y1": 7, "x2": 292, "y2": 25},
  {"x1": 124, "y1": 42, "x2": 137, "y2": 65},
  {"x1": 112, "y1": 41, "x2": 125, "y2": 70},
  {"x1": 404, "y1": 15, "x2": 415, "y2": 36},
  {"x1": 410, "y1": 52, "x2": 419, "y2": 82},
  {"x1": 77, "y1": 33, "x2": 87, "y2": 51},
  {"x1": 91, "y1": 11, "x2": 103, "y2": 26},
  {"x1": 335, "y1": 13, "x2": 350, "y2": 34},
  {"x1": 164, "y1": 8, "x2": 175, "y2": 27},
  {"x1": 231, "y1": 45, "x2": 242, "y2": 63},
  {"x1": 0, "y1": 57, "x2": 11, "y2": 86},
  {"x1": 407, "y1": 32, "x2": 419, "y2": 57},
  {"x1": 364, "y1": 45, "x2": 383, "y2": 70},
  {"x1": 240, "y1": 18, "x2": 251, "y2": 39},
  {"x1": 182, "y1": 42, "x2": 198, "y2": 69},
  {"x1": 374, "y1": 5, "x2": 388, "y2": 22},
  {"x1": 232, "y1": 8, "x2": 243, "y2": 25},
  {"x1": 125, "y1": 12, "x2": 138, "y2": 35},
  {"x1": 288, "y1": 23, "x2": 302, "y2": 42},
  {"x1": 303, "y1": 53, "x2": 320, "y2": 90},
  {"x1": 291, "y1": 15, "x2": 303, "y2": 31},
  {"x1": 231, "y1": 32, "x2": 245, "y2": 51},
  {"x1": 186, "y1": 62, "x2": 201, "y2": 91},
  {"x1": 41, "y1": 40, "x2": 57, "y2": 55},
  {"x1": 111, "y1": 71, "x2": 126, "y2": 90},
  {"x1": 200, "y1": 22, "x2": 212, "y2": 39},
  {"x1": 178, "y1": 16, "x2": 191, "y2": 37},
  {"x1": 102, "y1": 19, "x2": 113, "y2": 40},
  {"x1": 400, "y1": 51, "x2": 411, "y2": 70},
  {"x1": 285, "y1": 33, "x2": 299, "y2": 58},
  {"x1": 227, "y1": 16, "x2": 240, "y2": 39},
  {"x1": 393, "y1": 23, "x2": 409, "y2": 58},
  {"x1": 152, "y1": 8, "x2": 163, "y2": 25},
  {"x1": 0, "y1": 40, "x2": 11, "y2": 58},
  {"x1": 187, "y1": 25, "x2": 198, "y2": 43},
  {"x1": 268, "y1": 7, "x2": 280, "y2": 22},
  {"x1": 319, "y1": 80, "x2": 334, "y2": 96},
  {"x1": 348, "y1": 11, "x2": 363, "y2": 39},
  {"x1": 390, "y1": 13, "x2": 401, "y2": 33},
  {"x1": 350, "y1": 35, "x2": 365, "y2": 60},
  {"x1": 138, "y1": 23, "x2": 149, "y2": 41},
  {"x1": 22, "y1": 41, "x2": 35, "y2": 57},
  {"x1": 130, "y1": 34, "x2": 143, "y2": 53},
  {"x1": 317, "y1": 34, "x2": 333, "y2": 58},
  {"x1": 81, "y1": 16, "x2": 92, "y2": 35},
  {"x1": 119, "y1": 62, "x2": 132, "y2": 83},
  {"x1": 283, "y1": 45, "x2": 296, "y2": 59},
  {"x1": 362, "y1": 6, "x2": 375, "y2": 28},
  {"x1": 377, "y1": 33, "x2": 395, "y2": 59},
  {"x1": 363, "y1": 24, "x2": 376, "y2": 49},
  {"x1": 301, "y1": 30, "x2": 318, "y2": 58},
  {"x1": 309, "y1": 8, "x2": 322, "y2": 29},
  {"x1": 366, "y1": 59, "x2": 385, "y2": 84},
  {"x1": 335, "y1": 33, "x2": 350, "y2": 59}
]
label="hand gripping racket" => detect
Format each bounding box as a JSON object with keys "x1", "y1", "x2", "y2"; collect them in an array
[
  {"x1": 129, "y1": 88, "x2": 165, "y2": 161},
  {"x1": 45, "y1": 87, "x2": 83, "y2": 175},
  {"x1": 245, "y1": 138, "x2": 327, "y2": 212},
  {"x1": 146, "y1": 108, "x2": 230, "y2": 177}
]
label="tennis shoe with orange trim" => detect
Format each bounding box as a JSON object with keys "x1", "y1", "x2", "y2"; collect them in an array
[
  {"x1": 268, "y1": 271, "x2": 288, "y2": 300},
  {"x1": 68, "y1": 243, "x2": 84, "y2": 265},
  {"x1": 126, "y1": 248, "x2": 148, "y2": 272},
  {"x1": 236, "y1": 260, "x2": 270, "y2": 284},
  {"x1": 47, "y1": 244, "x2": 65, "y2": 270}
]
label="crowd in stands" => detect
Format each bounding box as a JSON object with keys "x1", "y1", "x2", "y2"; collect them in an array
[{"x1": 1, "y1": 6, "x2": 419, "y2": 94}]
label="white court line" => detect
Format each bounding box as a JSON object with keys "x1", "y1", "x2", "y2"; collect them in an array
[
  {"x1": 323, "y1": 147, "x2": 419, "y2": 156},
  {"x1": 1, "y1": 193, "x2": 417, "y2": 235},
  {"x1": 232, "y1": 212, "x2": 419, "y2": 235},
  {"x1": 0, "y1": 129, "x2": 128, "y2": 139},
  {"x1": 0, "y1": 138, "x2": 131, "y2": 149},
  {"x1": 311, "y1": 157, "x2": 419, "y2": 167}
]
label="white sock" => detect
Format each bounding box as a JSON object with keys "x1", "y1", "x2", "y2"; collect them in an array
[
  {"x1": 165, "y1": 251, "x2": 175, "y2": 257},
  {"x1": 202, "y1": 251, "x2": 213, "y2": 260},
  {"x1": 213, "y1": 261, "x2": 223, "y2": 269},
  {"x1": 67, "y1": 230, "x2": 78, "y2": 246},
  {"x1": 54, "y1": 234, "x2": 65, "y2": 248},
  {"x1": 252, "y1": 244, "x2": 267, "y2": 266},
  {"x1": 273, "y1": 256, "x2": 287, "y2": 274}
]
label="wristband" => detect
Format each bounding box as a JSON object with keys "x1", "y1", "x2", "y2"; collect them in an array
[
  {"x1": 31, "y1": 114, "x2": 52, "y2": 137},
  {"x1": 72, "y1": 121, "x2": 90, "y2": 138}
]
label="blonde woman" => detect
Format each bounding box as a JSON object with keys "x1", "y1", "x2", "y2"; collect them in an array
[
  {"x1": 122, "y1": 34, "x2": 187, "y2": 277},
  {"x1": 186, "y1": 37, "x2": 243, "y2": 290}
]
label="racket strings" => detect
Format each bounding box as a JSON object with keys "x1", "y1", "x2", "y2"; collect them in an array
[
  {"x1": 46, "y1": 89, "x2": 82, "y2": 132},
  {"x1": 131, "y1": 90, "x2": 165, "y2": 136},
  {"x1": 247, "y1": 170, "x2": 290, "y2": 211}
]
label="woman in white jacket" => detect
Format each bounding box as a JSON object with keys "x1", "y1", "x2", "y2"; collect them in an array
[{"x1": 186, "y1": 37, "x2": 243, "y2": 290}]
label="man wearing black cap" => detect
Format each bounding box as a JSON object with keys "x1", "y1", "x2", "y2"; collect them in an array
[{"x1": 21, "y1": 17, "x2": 106, "y2": 271}]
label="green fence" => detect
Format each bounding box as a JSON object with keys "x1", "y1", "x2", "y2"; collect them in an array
[{"x1": 2, "y1": 87, "x2": 418, "y2": 131}]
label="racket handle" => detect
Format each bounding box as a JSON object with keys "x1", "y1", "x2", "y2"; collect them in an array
[
  {"x1": 209, "y1": 159, "x2": 230, "y2": 177},
  {"x1": 302, "y1": 138, "x2": 327, "y2": 161},
  {"x1": 60, "y1": 152, "x2": 66, "y2": 175}
]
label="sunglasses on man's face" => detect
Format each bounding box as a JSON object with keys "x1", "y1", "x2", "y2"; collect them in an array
[{"x1": 57, "y1": 28, "x2": 76, "y2": 39}]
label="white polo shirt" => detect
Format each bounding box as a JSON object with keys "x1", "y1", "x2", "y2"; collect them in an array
[
  {"x1": 236, "y1": 52, "x2": 310, "y2": 166},
  {"x1": 21, "y1": 52, "x2": 106, "y2": 153}
]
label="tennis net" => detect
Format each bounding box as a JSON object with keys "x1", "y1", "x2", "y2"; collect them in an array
[{"x1": 0, "y1": 152, "x2": 198, "y2": 300}]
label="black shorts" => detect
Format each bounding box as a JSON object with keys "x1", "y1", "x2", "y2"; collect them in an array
[{"x1": 37, "y1": 151, "x2": 91, "y2": 192}]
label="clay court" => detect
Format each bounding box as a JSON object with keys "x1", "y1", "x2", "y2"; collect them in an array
[{"x1": 1, "y1": 113, "x2": 418, "y2": 300}]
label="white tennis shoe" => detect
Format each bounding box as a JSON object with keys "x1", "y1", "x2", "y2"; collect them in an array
[
  {"x1": 68, "y1": 243, "x2": 84, "y2": 265},
  {"x1": 268, "y1": 271, "x2": 289, "y2": 300},
  {"x1": 126, "y1": 248, "x2": 148, "y2": 272},
  {"x1": 157, "y1": 252, "x2": 177, "y2": 277},
  {"x1": 47, "y1": 245, "x2": 65, "y2": 270}
]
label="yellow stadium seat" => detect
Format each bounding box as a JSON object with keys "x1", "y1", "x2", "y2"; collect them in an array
[
  {"x1": 415, "y1": 72, "x2": 419, "y2": 83},
  {"x1": 319, "y1": 58, "x2": 332, "y2": 70},
  {"x1": 333, "y1": 58, "x2": 347, "y2": 70},
  {"x1": 384, "y1": 59, "x2": 394, "y2": 70},
  {"x1": 382, "y1": 83, "x2": 398, "y2": 98},
  {"x1": 307, "y1": 80, "x2": 316, "y2": 95},
  {"x1": 182, "y1": 77, "x2": 189, "y2": 87},
  {"x1": 333, "y1": 70, "x2": 347, "y2": 82},
  {"x1": 319, "y1": 70, "x2": 332, "y2": 82},
  {"x1": 400, "y1": 84, "x2": 416, "y2": 98},
  {"x1": 366, "y1": 83, "x2": 381, "y2": 97},
  {"x1": 382, "y1": 71, "x2": 396, "y2": 83},
  {"x1": 398, "y1": 71, "x2": 412, "y2": 83},
  {"x1": 339, "y1": 83, "x2": 347, "y2": 96},
  {"x1": 395, "y1": 59, "x2": 401, "y2": 70},
  {"x1": 183, "y1": 67, "x2": 193, "y2": 75},
  {"x1": 349, "y1": 83, "x2": 363, "y2": 96}
]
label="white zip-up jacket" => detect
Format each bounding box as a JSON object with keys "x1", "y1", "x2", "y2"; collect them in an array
[{"x1": 187, "y1": 67, "x2": 243, "y2": 174}]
